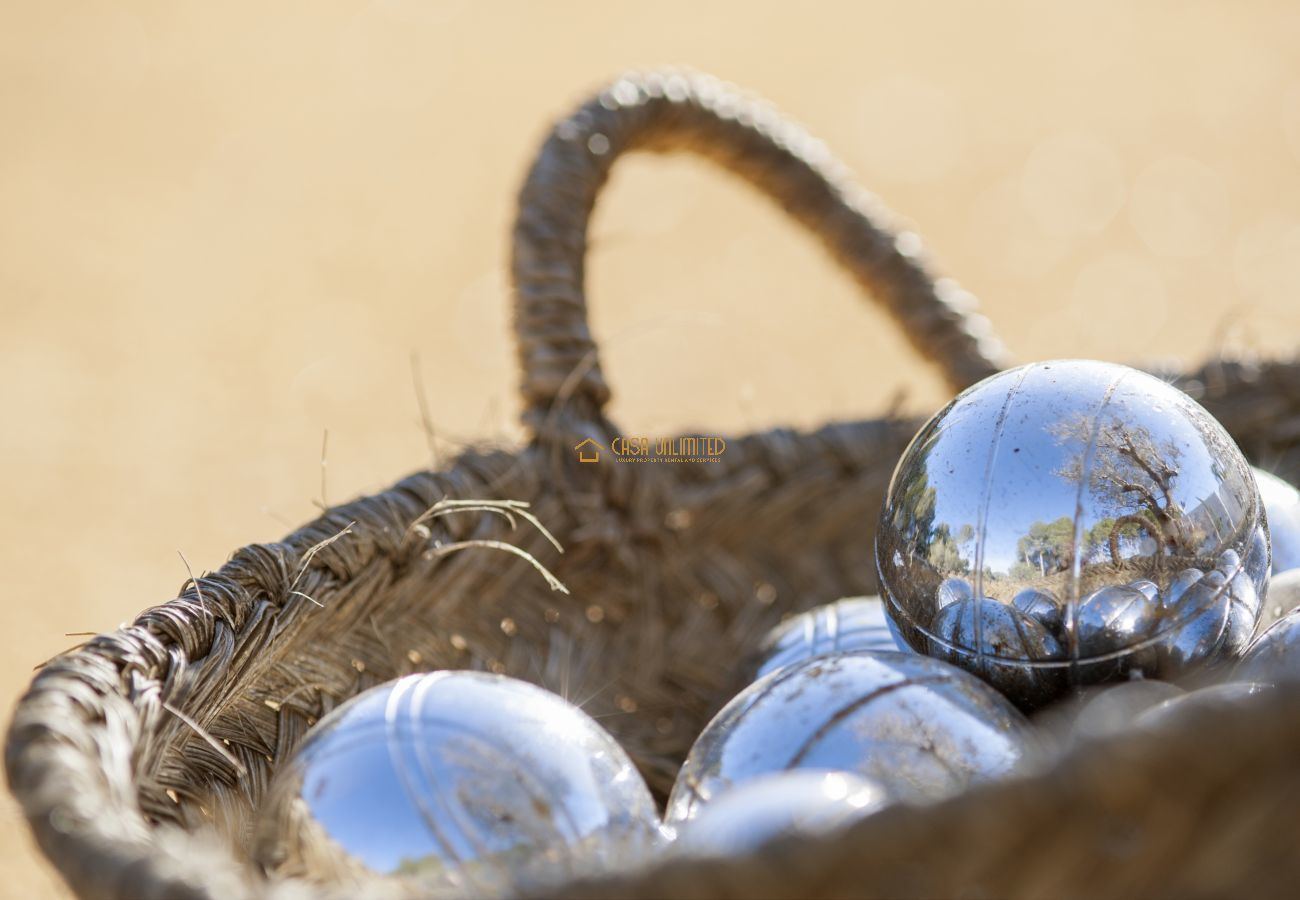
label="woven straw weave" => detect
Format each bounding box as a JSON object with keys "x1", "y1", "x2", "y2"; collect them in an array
[{"x1": 7, "y1": 71, "x2": 1300, "y2": 900}]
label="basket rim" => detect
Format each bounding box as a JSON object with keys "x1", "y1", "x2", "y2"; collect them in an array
[
  {"x1": 2, "y1": 412, "x2": 920, "y2": 900},
  {"x1": 7, "y1": 357, "x2": 1300, "y2": 900},
  {"x1": 8, "y1": 58, "x2": 1300, "y2": 898}
]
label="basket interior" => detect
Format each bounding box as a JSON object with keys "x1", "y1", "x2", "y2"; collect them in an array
[
  {"x1": 134, "y1": 418, "x2": 913, "y2": 871},
  {"x1": 9, "y1": 359, "x2": 1300, "y2": 899}
]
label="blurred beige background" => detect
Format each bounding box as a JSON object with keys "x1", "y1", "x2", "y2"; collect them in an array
[{"x1": 3, "y1": 1, "x2": 1300, "y2": 895}]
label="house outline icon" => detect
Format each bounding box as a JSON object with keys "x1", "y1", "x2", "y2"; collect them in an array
[{"x1": 574, "y1": 438, "x2": 601, "y2": 463}]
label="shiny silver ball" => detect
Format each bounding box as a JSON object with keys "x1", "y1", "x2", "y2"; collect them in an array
[
  {"x1": 1235, "y1": 607, "x2": 1300, "y2": 685},
  {"x1": 1069, "y1": 679, "x2": 1185, "y2": 742},
  {"x1": 1254, "y1": 467, "x2": 1300, "y2": 574},
  {"x1": 750, "y1": 596, "x2": 906, "y2": 682},
  {"x1": 1076, "y1": 584, "x2": 1161, "y2": 679},
  {"x1": 666, "y1": 651, "x2": 1036, "y2": 823},
  {"x1": 1012, "y1": 587, "x2": 1065, "y2": 635},
  {"x1": 1256, "y1": 568, "x2": 1300, "y2": 633},
  {"x1": 1154, "y1": 569, "x2": 1232, "y2": 671},
  {"x1": 1158, "y1": 551, "x2": 1264, "y2": 671},
  {"x1": 938, "y1": 577, "x2": 975, "y2": 608},
  {"x1": 672, "y1": 770, "x2": 890, "y2": 858},
  {"x1": 1130, "y1": 579, "x2": 1160, "y2": 603},
  {"x1": 1133, "y1": 681, "x2": 1271, "y2": 730},
  {"x1": 255, "y1": 672, "x2": 660, "y2": 893},
  {"x1": 928, "y1": 597, "x2": 1064, "y2": 708},
  {"x1": 1028, "y1": 678, "x2": 1184, "y2": 758},
  {"x1": 877, "y1": 359, "x2": 1266, "y2": 705}
]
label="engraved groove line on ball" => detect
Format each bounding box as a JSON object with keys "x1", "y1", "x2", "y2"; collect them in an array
[
  {"x1": 384, "y1": 676, "x2": 466, "y2": 875},
  {"x1": 972, "y1": 367, "x2": 1033, "y2": 676},
  {"x1": 827, "y1": 603, "x2": 842, "y2": 652},
  {"x1": 413, "y1": 709, "x2": 589, "y2": 851},
  {"x1": 409, "y1": 674, "x2": 497, "y2": 887},
  {"x1": 680, "y1": 658, "x2": 848, "y2": 805},
  {"x1": 785, "y1": 675, "x2": 951, "y2": 768},
  {"x1": 410, "y1": 674, "x2": 497, "y2": 874},
  {"x1": 1068, "y1": 372, "x2": 1126, "y2": 671}
]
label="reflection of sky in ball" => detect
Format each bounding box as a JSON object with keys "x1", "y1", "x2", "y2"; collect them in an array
[
  {"x1": 292, "y1": 674, "x2": 648, "y2": 877},
  {"x1": 916, "y1": 361, "x2": 1252, "y2": 579},
  {"x1": 685, "y1": 654, "x2": 1027, "y2": 809},
  {"x1": 303, "y1": 721, "x2": 437, "y2": 874}
]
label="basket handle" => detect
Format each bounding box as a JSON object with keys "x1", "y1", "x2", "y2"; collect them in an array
[{"x1": 511, "y1": 70, "x2": 1009, "y2": 439}]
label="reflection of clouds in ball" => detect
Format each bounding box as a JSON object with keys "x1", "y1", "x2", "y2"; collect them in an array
[
  {"x1": 1020, "y1": 133, "x2": 1126, "y2": 238},
  {"x1": 855, "y1": 77, "x2": 963, "y2": 184},
  {"x1": 1234, "y1": 216, "x2": 1300, "y2": 302},
  {"x1": 967, "y1": 176, "x2": 1070, "y2": 280},
  {"x1": 1128, "y1": 157, "x2": 1228, "y2": 258}
]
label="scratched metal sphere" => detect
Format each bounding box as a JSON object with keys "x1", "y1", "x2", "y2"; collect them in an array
[
  {"x1": 928, "y1": 597, "x2": 1064, "y2": 708},
  {"x1": 749, "y1": 596, "x2": 907, "y2": 682},
  {"x1": 877, "y1": 360, "x2": 1267, "y2": 706},
  {"x1": 665, "y1": 651, "x2": 1036, "y2": 823},
  {"x1": 254, "y1": 672, "x2": 660, "y2": 894},
  {"x1": 672, "y1": 770, "x2": 891, "y2": 858},
  {"x1": 1235, "y1": 607, "x2": 1300, "y2": 685}
]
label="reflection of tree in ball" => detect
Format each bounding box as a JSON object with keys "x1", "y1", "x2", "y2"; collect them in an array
[
  {"x1": 666, "y1": 651, "x2": 1037, "y2": 823},
  {"x1": 877, "y1": 360, "x2": 1267, "y2": 707},
  {"x1": 1051, "y1": 415, "x2": 1191, "y2": 561},
  {"x1": 255, "y1": 672, "x2": 660, "y2": 894}
]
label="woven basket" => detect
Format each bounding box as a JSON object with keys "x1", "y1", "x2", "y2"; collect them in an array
[{"x1": 8, "y1": 70, "x2": 1300, "y2": 900}]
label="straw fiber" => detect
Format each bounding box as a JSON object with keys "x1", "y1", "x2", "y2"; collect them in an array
[{"x1": 8, "y1": 71, "x2": 1300, "y2": 900}]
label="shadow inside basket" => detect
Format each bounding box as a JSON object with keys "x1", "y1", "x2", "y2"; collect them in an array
[
  {"x1": 9, "y1": 63, "x2": 1300, "y2": 899},
  {"x1": 138, "y1": 417, "x2": 915, "y2": 863}
]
